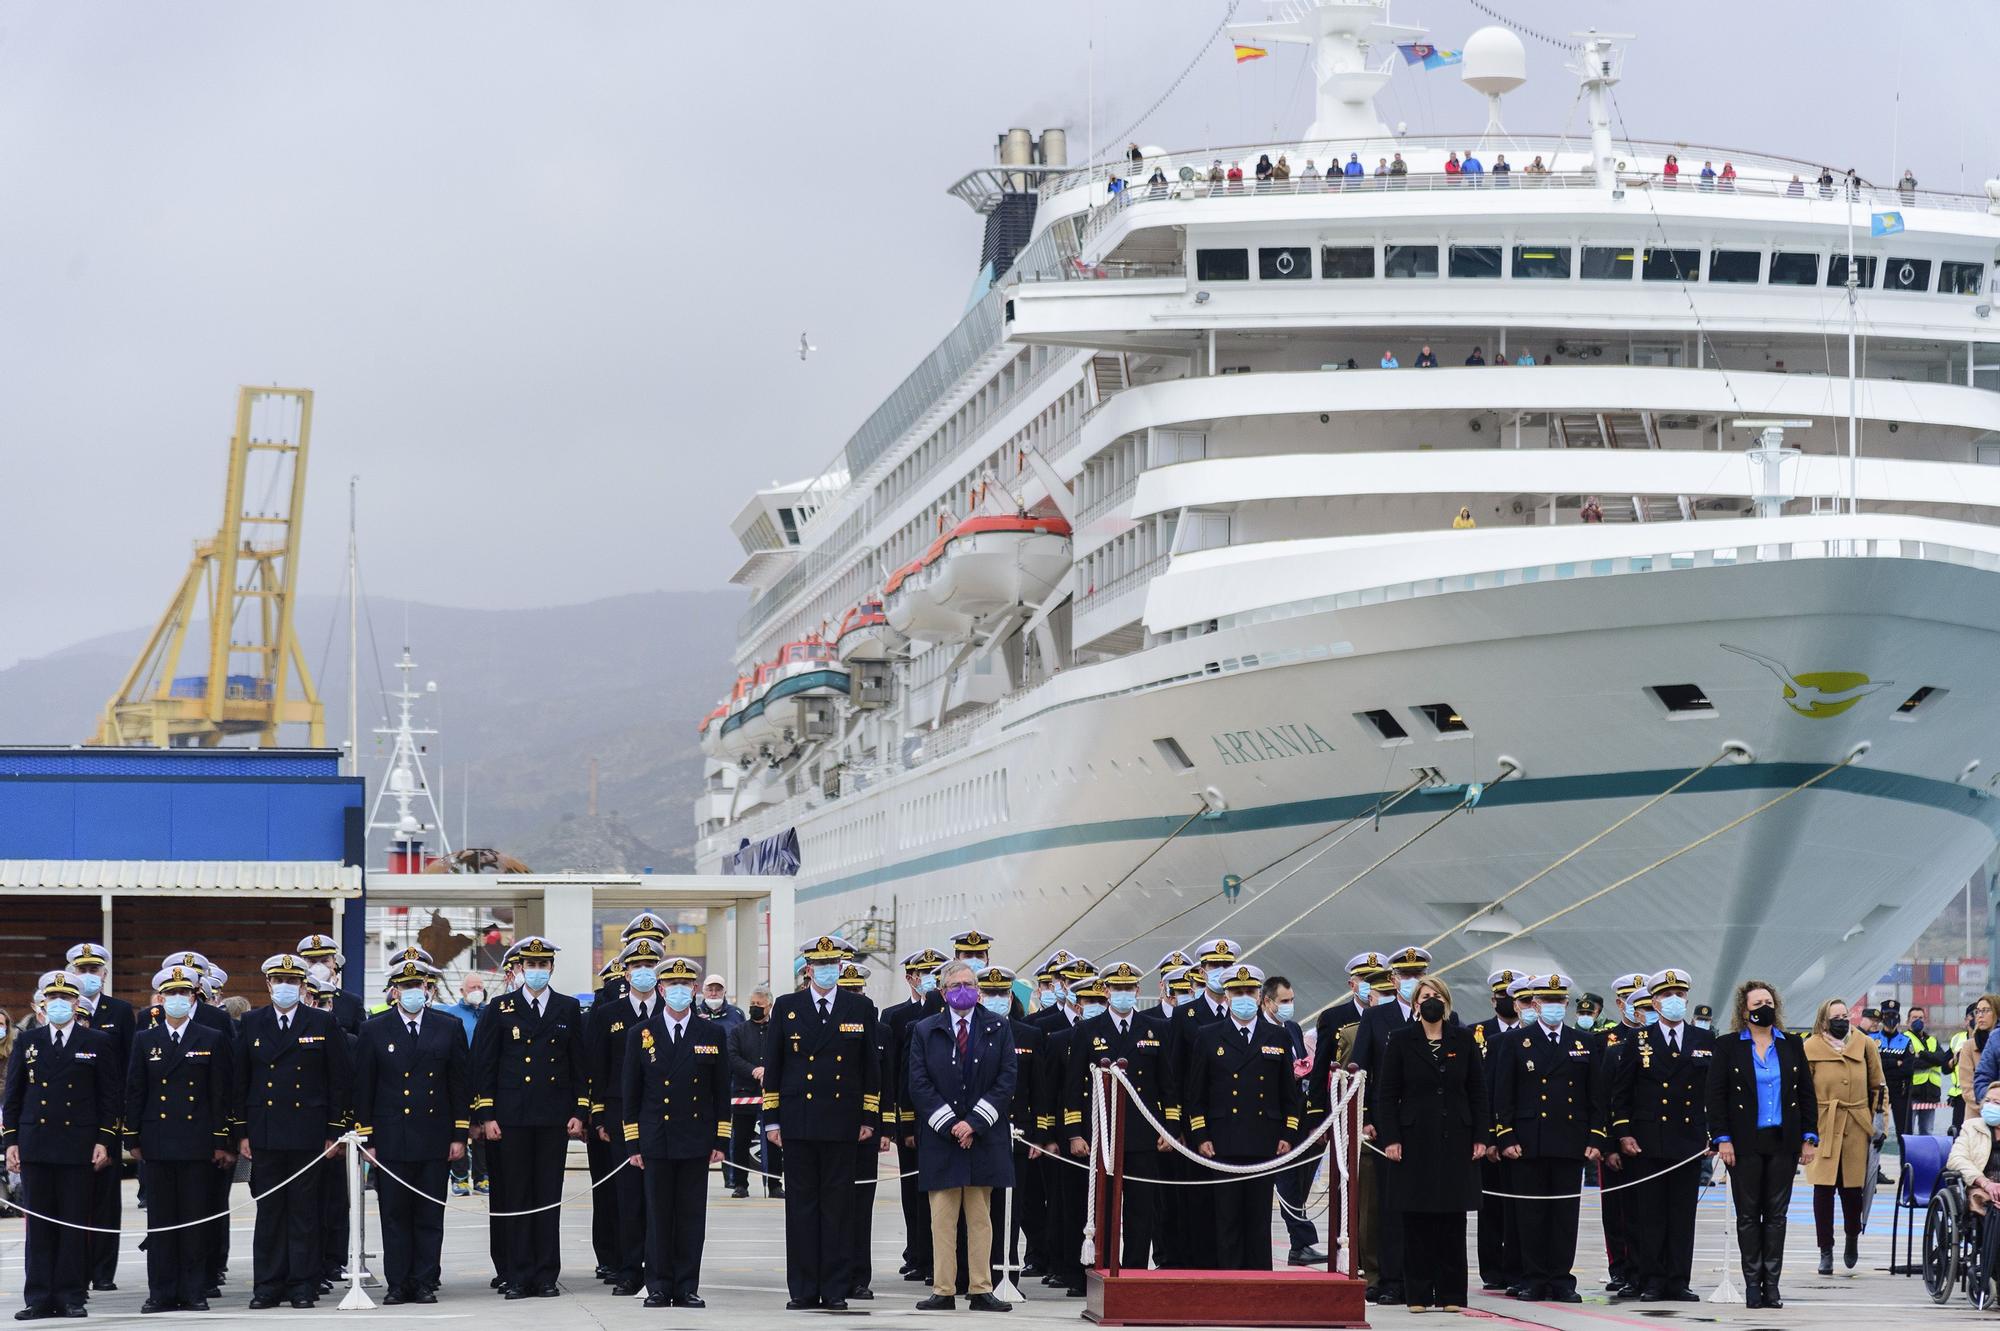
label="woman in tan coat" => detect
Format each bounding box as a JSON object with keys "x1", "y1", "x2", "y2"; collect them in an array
[
  {"x1": 1804, "y1": 997, "x2": 1885, "y2": 1274},
  {"x1": 1956, "y1": 994, "x2": 1999, "y2": 1124}
]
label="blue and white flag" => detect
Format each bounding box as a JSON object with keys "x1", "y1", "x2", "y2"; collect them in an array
[{"x1": 1870, "y1": 211, "x2": 1904, "y2": 237}]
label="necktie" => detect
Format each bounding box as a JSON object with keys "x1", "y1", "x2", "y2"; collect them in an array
[
  {"x1": 171, "y1": 1028, "x2": 180, "y2": 1045},
  {"x1": 279, "y1": 1014, "x2": 289, "y2": 1032},
  {"x1": 1117, "y1": 1019, "x2": 1128, "y2": 1038},
  {"x1": 672, "y1": 1022, "x2": 681, "y2": 1046},
  {"x1": 1242, "y1": 1025, "x2": 1251, "y2": 1042},
  {"x1": 1670, "y1": 1030, "x2": 1679, "y2": 1052},
  {"x1": 956, "y1": 1019, "x2": 969, "y2": 1062},
  {"x1": 820, "y1": 999, "x2": 830, "y2": 1019},
  {"x1": 408, "y1": 1021, "x2": 419, "y2": 1039},
  {"x1": 55, "y1": 1029, "x2": 65, "y2": 1050}
]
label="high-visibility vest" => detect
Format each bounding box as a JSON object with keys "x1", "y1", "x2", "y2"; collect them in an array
[
  {"x1": 1912, "y1": 1031, "x2": 1945, "y2": 1092},
  {"x1": 1949, "y1": 1029, "x2": 1972, "y2": 1099}
]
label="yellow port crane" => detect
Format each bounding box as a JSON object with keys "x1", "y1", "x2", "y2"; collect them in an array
[{"x1": 89, "y1": 386, "x2": 325, "y2": 748}]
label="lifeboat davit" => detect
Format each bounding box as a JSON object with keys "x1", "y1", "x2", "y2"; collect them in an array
[
  {"x1": 834, "y1": 600, "x2": 906, "y2": 663},
  {"x1": 883, "y1": 513, "x2": 1073, "y2": 642}
]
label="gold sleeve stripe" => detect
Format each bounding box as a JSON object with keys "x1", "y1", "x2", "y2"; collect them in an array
[
  {"x1": 622, "y1": 1125, "x2": 640, "y2": 1142},
  {"x1": 716, "y1": 1121, "x2": 732, "y2": 1137},
  {"x1": 453, "y1": 1120, "x2": 471, "y2": 1130}
]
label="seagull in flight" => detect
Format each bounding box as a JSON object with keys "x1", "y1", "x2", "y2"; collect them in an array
[
  {"x1": 1721, "y1": 643, "x2": 1894, "y2": 717},
  {"x1": 798, "y1": 333, "x2": 816, "y2": 361}
]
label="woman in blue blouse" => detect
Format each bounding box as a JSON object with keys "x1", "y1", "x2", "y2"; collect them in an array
[{"x1": 1706, "y1": 981, "x2": 1817, "y2": 1309}]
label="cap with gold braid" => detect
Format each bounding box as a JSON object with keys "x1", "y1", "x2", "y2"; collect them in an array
[
  {"x1": 261, "y1": 953, "x2": 309, "y2": 980},
  {"x1": 1099, "y1": 961, "x2": 1145, "y2": 985},
  {"x1": 949, "y1": 929, "x2": 994, "y2": 955},
  {"x1": 977, "y1": 965, "x2": 1017, "y2": 993},
  {"x1": 1164, "y1": 966, "x2": 1195, "y2": 995},
  {"x1": 901, "y1": 947, "x2": 948, "y2": 973},
  {"x1": 799, "y1": 934, "x2": 852, "y2": 963},
  {"x1": 837, "y1": 961, "x2": 870, "y2": 989},
  {"x1": 1387, "y1": 946, "x2": 1432, "y2": 973},
  {"x1": 622, "y1": 912, "x2": 671, "y2": 943},
  {"x1": 620, "y1": 937, "x2": 668, "y2": 967},
  {"x1": 659, "y1": 957, "x2": 701, "y2": 984},
  {"x1": 1220, "y1": 963, "x2": 1266, "y2": 992},
  {"x1": 513, "y1": 936, "x2": 560, "y2": 963},
  {"x1": 1157, "y1": 949, "x2": 1197, "y2": 973},
  {"x1": 386, "y1": 957, "x2": 432, "y2": 987},
  {"x1": 151, "y1": 965, "x2": 201, "y2": 995}
]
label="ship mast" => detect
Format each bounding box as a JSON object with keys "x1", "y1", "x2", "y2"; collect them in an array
[
  {"x1": 365, "y1": 646, "x2": 453, "y2": 871},
  {"x1": 1569, "y1": 31, "x2": 1633, "y2": 190},
  {"x1": 1228, "y1": 0, "x2": 1425, "y2": 143}
]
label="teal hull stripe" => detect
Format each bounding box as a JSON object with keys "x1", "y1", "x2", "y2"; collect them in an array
[
  {"x1": 720, "y1": 671, "x2": 849, "y2": 738},
  {"x1": 790, "y1": 763, "x2": 2000, "y2": 904}
]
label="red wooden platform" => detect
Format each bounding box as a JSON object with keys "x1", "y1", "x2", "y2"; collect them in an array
[{"x1": 1084, "y1": 1268, "x2": 1370, "y2": 1328}]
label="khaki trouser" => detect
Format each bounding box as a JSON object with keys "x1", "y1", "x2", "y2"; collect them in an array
[{"x1": 930, "y1": 1186, "x2": 994, "y2": 1296}]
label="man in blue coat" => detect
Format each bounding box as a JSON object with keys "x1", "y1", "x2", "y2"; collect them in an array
[{"x1": 909, "y1": 959, "x2": 1017, "y2": 1312}]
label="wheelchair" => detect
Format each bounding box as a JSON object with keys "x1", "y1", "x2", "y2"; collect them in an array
[{"x1": 1922, "y1": 1172, "x2": 2000, "y2": 1306}]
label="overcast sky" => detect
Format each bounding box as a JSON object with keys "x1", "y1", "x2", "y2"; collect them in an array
[{"x1": 1, "y1": 0, "x2": 1992, "y2": 668}]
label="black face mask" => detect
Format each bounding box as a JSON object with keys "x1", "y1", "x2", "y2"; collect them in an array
[
  {"x1": 1494, "y1": 996, "x2": 1517, "y2": 1021},
  {"x1": 1418, "y1": 997, "x2": 1446, "y2": 1024},
  {"x1": 1746, "y1": 1006, "x2": 1775, "y2": 1027},
  {"x1": 749, "y1": 1006, "x2": 767, "y2": 1023},
  {"x1": 1826, "y1": 1017, "x2": 1851, "y2": 1039}
]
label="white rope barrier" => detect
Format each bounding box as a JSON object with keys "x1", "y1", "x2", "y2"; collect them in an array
[
  {"x1": 0, "y1": 1143, "x2": 330, "y2": 1235},
  {"x1": 1362, "y1": 1136, "x2": 1713, "y2": 1199}
]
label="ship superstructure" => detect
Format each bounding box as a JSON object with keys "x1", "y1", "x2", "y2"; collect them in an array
[{"x1": 699, "y1": 1, "x2": 2000, "y2": 1013}]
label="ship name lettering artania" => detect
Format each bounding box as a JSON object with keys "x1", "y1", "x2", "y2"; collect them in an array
[{"x1": 1210, "y1": 723, "x2": 1339, "y2": 765}]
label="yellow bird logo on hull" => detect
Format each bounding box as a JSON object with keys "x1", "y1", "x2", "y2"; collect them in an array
[{"x1": 1722, "y1": 644, "x2": 1893, "y2": 719}]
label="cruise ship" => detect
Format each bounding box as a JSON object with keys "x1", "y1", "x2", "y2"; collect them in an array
[{"x1": 697, "y1": 1, "x2": 2000, "y2": 1018}]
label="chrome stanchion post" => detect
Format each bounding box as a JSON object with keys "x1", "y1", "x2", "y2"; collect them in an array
[
  {"x1": 993, "y1": 1138, "x2": 1024, "y2": 1305},
  {"x1": 337, "y1": 1133, "x2": 374, "y2": 1310}
]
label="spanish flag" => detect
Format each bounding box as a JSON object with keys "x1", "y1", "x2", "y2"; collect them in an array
[{"x1": 1233, "y1": 43, "x2": 1267, "y2": 63}]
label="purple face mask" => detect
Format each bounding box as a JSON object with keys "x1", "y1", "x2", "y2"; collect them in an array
[{"x1": 944, "y1": 983, "x2": 980, "y2": 1011}]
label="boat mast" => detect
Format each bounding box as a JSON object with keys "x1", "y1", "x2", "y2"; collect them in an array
[
  {"x1": 365, "y1": 646, "x2": 452, "y2": 870},
  {"x1": 1846, "y1": 191, "x2": 1860, "y2": 516},
  {"x1": 345, "y1": 476, "x2": 359, "y2": 777},
  {"x1": 1569, "y1": 31, "x2": 1631, "y2": 190}
]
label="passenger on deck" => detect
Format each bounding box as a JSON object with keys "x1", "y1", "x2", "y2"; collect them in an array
[
  {"x1": 1272, "y1": 154, "x2": 1291, "y2": 185},
  {"x1": 1255, "y1": 153, "x2": 1274, "y2": 187},
  {"x1": 1452, "y1": 508, "x2": 1477, "y2": 530},
  {"x1": 1325, "y1": 159, "x2": 1342, "y2": 185},
  {"x1": 1106, "y1": 175, "x2": 1124, "y2": 198},
  {"x1": 1147, "y1": 168, "x2": 1167, "y2": 197},
  {"x1": 1580, "y1": 497, "x2": 1604, "y2": 524},
  {"x1": 1515, "y1": 350, "x2": 1536, "y2": 366},
  {"x1": 1346, "y1": 152, "x2": 1364, "y2": 180},
  {"x1": 1415, "y1": 345, "x2": 1439, "y2": 368},
  {"x1": 1900, "y1": 169, "x2": 1918, "y2": 204},
  {"x1": 1127, "y1": 143, "x2": 1143, "y2": 169},
  {"x1": 1389, "y1": 152, "x2": 1408, "y2": 178},
  {"x1": 1788, "y1": 174, "x2": 1805, "y2": 197},
  {"x1": 1491, "y1": 154, "x2": 1510, "y2": 183},
  {"x1": 1460, "y1": 151, "x2": 1483, "y2": 181},
  {"x1": 1845, "y1": 168, "x2": 1861, "y2": 199},
  {"x1": 1226, "y1": 161, "x2": 1244, "y2": 190},
  {"x1": 1444, "y1": 151, "x2": 1461, "y2": 180},
  {"x1": 1208, "y1": 160, "x2": 1225, "y2": 191},
  {"x1": 1699, "y1": 160, "x2": 1716, "y2": 190},
  {"x1": 1525, "y1": 155, "x2": 1549, "y2": 175},
  {"x1": 1464, "y1": 348, "x2": 1486, "y2": 366},
  {"x1": 1379, "y1": 350, "x2": 1401, "y2": 369},
  {"x1": 1817, "y1": 167, "x2": 1835, "y2": 198},
  {"x1": 1661, "y1": 154, "x2": 1679, "y2": 188},
  {"x1": 1720, "y1": 162, "x2": 1737, "y2": 190}
]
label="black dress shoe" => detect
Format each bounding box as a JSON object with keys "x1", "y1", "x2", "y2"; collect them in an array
[
  {"x1": 183, "y1": 1300, "x2": 209, "y2": 1312},
  {"x1": 848, "y1": 1287, "x2": 874, "y2": 1300},
  {"x1": 534, "y1": 1284, "x2": 561, "y2": 1297},
  {"x1": 490, "y1": 1275, "x2": 508, "y2": 1290},
  {"x1": 411, "y1": 1291, "x2": 436, "y2": 1305},
  {"x1": 731, "y1": 1188, "x2": 749, "y2": 1199},
  {"x1": 1020, "y1": 1264, "x2": 1046, "y2": 1279},
  {"x1": 1763, "y1": 1285, "x2": 1783, "y2": 1309},
  {"x1": 1065, "y1": 1285, "x2": 1085, "y2": 1298},
  {"x1": 503, "y1": 1288, "x2": 532, "y2": 1300},
  {"x1": 904, "y1": 1270, "x2": 930, "y2": 1282},
  {"x1": 203, "y1": 1287, "x2": 221, "y2": 1299},
  {"x1": 1638, "y1": 1287, "x2": 1668, "y2": 1302},
  {"x1": 968, "y1": 1293, "x2": 1012, "y2": 1312},
  {"x1": 13, "y1": 1310, "x2": 50, "y2": 1322},
  {"x1": 610, "y1": 1281, "x2": 643, "y2": 1297},
  {"x1": 288, "y1": 1299, "x2": 315, "y2": 1310},
  {"x1": 1511, "y1": 1286, "x2": 1546, "y2": 1301},
  {"x1": 644, "y1": 1295, "x2": 673, "y2": 1308},
  {"x1": 915, "y1": 1295, "x2": 955, "y2": 1311},
  {"x1": 822, "y1": 1300, "x2": 849, "y2": 1312},
  {"x1": 677, "y1": 1295, "x2": 706, "y2": 1308},
  {"x1": 383, "y1": 1292, "x2": 409, "y2": 1306},
  {"x1": 1743, "y1": 1285, "x2": 1765, "y2": 1311},
  {"x1": 786, "y1": 1298, "x2": 818, "y2": 1310},
  {"x1": 139, "y1": 1303, "x2": 173, "y2": 1316},
  {"x1": 1550, "y1": 1291, "x2": 1582, "y2": 1304},
  {"x1": 55, "y1": 1311, "x2": 84, "y2": 1321},
  {"x1": 1480, "y1": 1280, "x2": 1508, "y2": 1291},
  {"x1": 1844, "y1": 1233, "x2": 1859, "y2": 1269},
  {"x1": 246, "y1": 1297, "x2": 280, "y2": 1310},
  {"x1": 594, "y1": 1266, "x2": 611, "y2": 1281},
  {"x1": 1374, "y1": 1284, "x2": 1403, "y2": 1305},
  {"x1": 88, "y1": 1284, "x2": 112, "y2": 1295},
  {"x1": 769, "y1": 1186, "x2": 785, "y2": 1199},
  {"x1": 1288, "y1": 1246, "x2": 1328, "y2": 1266}
]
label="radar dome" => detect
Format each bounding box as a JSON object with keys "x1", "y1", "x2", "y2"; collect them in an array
[{"x1": 1461, "y1": 25, "x2": 1527, "y2": 97}]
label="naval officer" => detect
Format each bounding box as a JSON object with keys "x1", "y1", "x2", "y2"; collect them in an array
[
  {"x1": 1182, "y1": 963, "x2": 1300, "y2": 1272},
  {"x1": 765, "y1": 935, "x2": 882, "y2": 1311},
  {"x1": 65, "y1": 944, "x2": 133, "y2": 1294},
  {"x1": 1610, "y1": 969, "x2": 1712, "y2": 1301},
  {"x1": 587, "y1": 939, "x2": 662, "y2": 1295},
  {"x1": 1597, "y1": 972, "x2": 1648, "y2": 1297},
  {"x1": 885, "y1": 948, "x2": 948, "y2": 1286},
  {"x1": 1489, "y1": 973, "x2": 1598, "y2": 1303},
  {"x1": 1471, "y1": 968, "x2": 1525, "y2": 1294},
  {"x1": 1350, "y1": 945, "x2": 1438, "y2": 1304},
  {"x1": 470, "y1": 935, "x2": 587, "y2": 1299},
  {"x1": 3, "y1": 973, "x2": 118, "y2": 1322},
  {"x1": 235, "y1": 953, "x2": 350, "y2": 1309},
  {"x1": 836, "y1": 959, "x2": 893, "y2": 1298},
  {"x1": 296, "y1": 935, "x2": 365, "y2": 1036},
  {"x1": 124, "y1": 964, "x2": 233, "y2": 1314},
  {"x1": 354, "y1": 957, "x2": 468, "y2": 1305},
  {"x1": 1065, "y1": 960, "x2": 1174, "y2": 1270},
  {"x1": 621, "y1": 957, "x2": 730, "y2": 1307},
  {"x1": 587, "y1": 950, "x2": 627, "y2": 1281}
]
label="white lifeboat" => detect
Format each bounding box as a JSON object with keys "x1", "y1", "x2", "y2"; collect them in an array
[
  {"x1": 697, "y1": 699, "x2": 729, "y2": 759},
  {"x1": 926, "y1": 513, "x2": 1073, "y2": 621},
  {"x1": 716, "y1": 670, "x2": 768, "y2": 763},
  {"x1": 762, "y1": 638, "x2": 850, "y2": 708},
  {"x1": 834, "y1": 599, "x2": 906, "y2": 662}
]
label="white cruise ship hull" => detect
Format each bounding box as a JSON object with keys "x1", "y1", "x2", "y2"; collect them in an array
[{"x1": 706, "y1": 547, "x2": 2000, "y2": 1013}]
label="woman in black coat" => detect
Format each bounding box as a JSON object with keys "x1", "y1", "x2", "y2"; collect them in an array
[
  {"x1": 1704, "y1": 980, "x2": 1816, "y2": 1310},
  {"x1": 1376, "y1": 976, "x2": 1490, "y2": 1312}
]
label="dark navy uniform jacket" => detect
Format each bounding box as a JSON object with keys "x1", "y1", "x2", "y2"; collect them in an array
[
  {"x1": 330, "y1": 991, "x2": 367, "y2": 1037},
  {"x1": 1064, "y1": 1010, "x2": 1177, "y2": 1149},
  {"x1": 1183, "y1": 1015, "x2": 1304, "y2": 1159},
  {"x1": 762, "y1": 988, "x2": 882, "y2": 1140},
  {"x1": 1490, "y1": 1021, "x2": 1603, "y2": 1159},
  {"x1": 470, "y1": 988, "x2": 588, "y2": 1128},
  {"x1": 908, "y1": 1006, "x2": 1016, "y2": 1191},
  {"x1": 1610, "y1": 1022, "x2": 1716, "y2": 1159},
  {"x1": 354, "y1": 1008, "x2": 469, "y2": 1159},
  {"x1": 1036, "y1": 1014, "x2": 1081, "y2": 1147},
  {"x1": 76, "y1": 995, "x2": 136, "y2": 1083},
  {"x1": 2, "y1": 1024, "x2": 120, "y2": 1164},
  {"x1": 619, "y1": 1012, "x2": 730, "y2": 1160},
  {"x1": 586, "y1": 992, "x2": 655, "y2": 1144},
  {"x1": 233, "y1": 1004, "x2": 352, "y2": 1151},
  {"x1": 1006, "y1": 1017, "x2": 1049, "y2": 1140},
  {"x1": 123, "y1": 1019, "x2": 232, "y2": 1160}
]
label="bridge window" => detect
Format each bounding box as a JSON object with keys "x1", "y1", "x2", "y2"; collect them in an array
[
  {"x1": 1195, "y1": 248, "x2": 1249, "y2": 281},
  {"x1": 1581, "y1": 246, "x2": 1635, "y2": 280},
  {"x1": 1511, "y1": 245, "x2": 1572, "y2": 279},
  {"x1": 1259, "y1": 246, "x2": 1312, "y2": 280},
  {"x1": 1384, "y1": 244, "x2": 1439, "y2": 279},
  {"x1": 1449, "y1": 244, "x2": 1503, "y2": 279},
  {"x1": 1642, "y1": 248, "x2": 1701, "y2": 281},
  {"x1": 1320, "y1": 245, "x2": 1376, "y2": 280},
  {"x1": 1769, "y1": 252, "x2": 1820, "y2": 285},
  {"x1": 1942, "y1": 261, "x2": 1986, "y2": 295},
  {"x1": 1649, "y1": 684, "x2": 1716, "y2": 716},
  {"x1": 1709, "y1": 249, "x2": 1762, "y2": 284},
  {"x1": 1882, "y1": 257, "x2": 1932, "y2": 292},
  {"x1": 1414, "y1": 703, "x2": 1470, "y2": 735},
  {"x1": 1827, "y1": 254, "x2": 1877, "y2": 288}
]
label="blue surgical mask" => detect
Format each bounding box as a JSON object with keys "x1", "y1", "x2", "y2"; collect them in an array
[
  {"x1": 270, "y1": 983, "x2": 301, "y2": 1009},
  {"x1": 1397, "y1": 976, "x2": 1419, "y2": 1003},
  {"x1": 811, "y1": 963, "x2": 840, "y2": 990},
  {"x1": 1276, "y1": 1002, "x2": 1296, "y2": 1023},
  {"x1": 1205, "y1": 968, "x2": 1226, "y2": 993},
  {"x1": 627, "y1": 967, "x2": 659, "y2": 993},
  {"x1": 76, "y1": 973, "x2": 103, "y2": 998},
  {"x1": 1658, "y1": 995, "x2": 1688, "y2": 1022},
  {"x1": 981, "y1": 995, "x2": 1012, "y2": 1017},
  {"x1": 523, "y1": 968, "x2": 552, "y2": 992},
  {"x1": 1080, "y1": 1001, "x2": 1107, "y2": 1021},
  {"x1": 162, "y1": 995, "x2": 193, "y2": 1021},
  {"x1": 663, "y1": 984, "x2": 694, "y2": 1013},
  {"x1": 1982, "y1": 1104, "x2": 2000, "y2": 1128},
  {"x1": 1643, "y1": 1010, "x2": 1660, "y2": 1026},
  {"x1": 1108, "y1": 991, "x2": 1139, "y2": 1015},
  {"x1": 1540, "y1": 1002, "x2": 1568, "y2": 1027},
  {"x1": 1355, "y1": 986, "x2": 1375, "y2": 1008},
  {"x1": 1692, "y1": 1018, "x2": 1712, "y2": 1031},
  {"x1": 1623, "y1": 998, "x2": 1639, "y2": 1023},
  {"x1": 1575, "y1": 1014, "x2": 1597, "y2": 1030},
  {"x1": 44, "y1": 999, "x2": 75, "y2": 1026},
  {"x1": 964, "y1": 958, "x2": 988, "y2": 974},
  {"x1": 398, "y1": 988, "x2": 428, "y2": 1014},
  {"x1": 1230, "y1": 995, "x2": 1259, "y2": 1022},
  {"x1": 918, "y1": 973, "x2": 938, "y2": 994}
]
